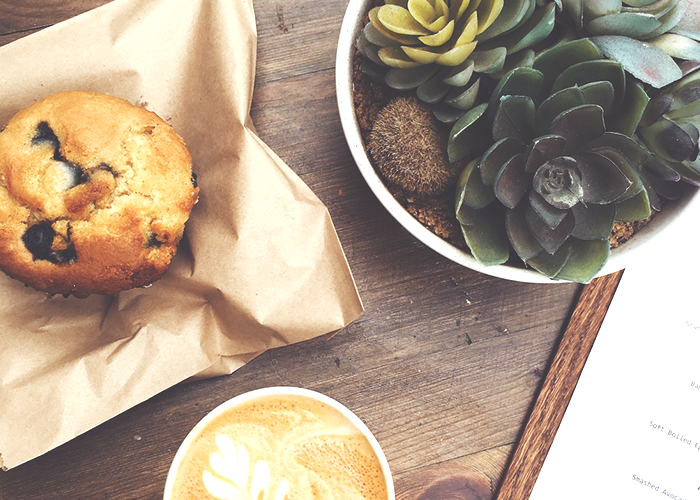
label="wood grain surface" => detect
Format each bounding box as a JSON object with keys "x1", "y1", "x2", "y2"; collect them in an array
[{"x1": 0, "y1": 1, "x2": 591, "y2": 499}]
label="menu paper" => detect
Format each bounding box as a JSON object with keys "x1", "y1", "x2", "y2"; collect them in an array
[
  {"x1": 0, "y1": 0, "x2": 363, "y2": 470},
  {"x1": 529, "y1": 253, "x2": 700, "y2": 499}
]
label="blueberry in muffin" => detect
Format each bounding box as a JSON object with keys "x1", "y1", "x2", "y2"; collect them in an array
[{"x1": 0, "y1": 91, "x2": 199, "y2": 297}]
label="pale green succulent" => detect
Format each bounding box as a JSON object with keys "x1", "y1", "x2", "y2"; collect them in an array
[
  {"x1": 359, "y1": 0, "x2": 503, "y2": 69},
  {"x1": 562, "y1": 0, "x2": 689, "y2": 39},
  {"x1": 560, "y1": 0, "x2": 700, "y2": 87},
  {"x1": 356, "y1": 0, "x2": 557, "y2": 123}
]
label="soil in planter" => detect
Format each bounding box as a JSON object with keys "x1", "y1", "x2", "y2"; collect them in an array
[
  {"x1": 352, "y1": 54, "x2": 469, "y2": 252},
  {"x1": 351, "y1": 51, "x2": 658, "y2": 261}
]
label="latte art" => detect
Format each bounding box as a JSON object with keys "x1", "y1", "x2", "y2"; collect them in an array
[
  {"x1": 166, "y1": 391, "x2": 391, "y2": 500},
  {"x1": 203, "y1": 435, "x2": 290, "y2": 500}
]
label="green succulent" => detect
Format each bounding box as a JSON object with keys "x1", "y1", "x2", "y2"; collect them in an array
[
  {"x1": 357, "y1": 0, "x2": 500, "y2": 69},
  {"x1": 562, "y1": 0, "x2": 688, "y2": 39},
  {"x1": 559, "y1": 0, "x2": 700, "y2": 87},
  {"x1": 451, "y1": 39, "x2": 655, "y2": 283},
  {"x1": 356, "y1": 0, "x2": 558, "y2": 123},
  {"x1": 637, "y1": 68, "x2": 700, "y2": 193}
]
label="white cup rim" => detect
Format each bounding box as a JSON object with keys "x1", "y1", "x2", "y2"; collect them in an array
[{"x1": 163, "y1": 386, "x2": 395, "y2": 500}]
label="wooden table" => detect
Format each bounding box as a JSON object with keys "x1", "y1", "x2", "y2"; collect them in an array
[{"x1": 0, "y1": 1, "x2": 589, "y2": 498}]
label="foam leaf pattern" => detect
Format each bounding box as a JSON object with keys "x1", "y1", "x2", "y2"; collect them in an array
[{"x1": 203, "y1": 435, "x2": 290, "y2": 500}]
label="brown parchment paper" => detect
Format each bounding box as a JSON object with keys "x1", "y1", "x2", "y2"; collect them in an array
[{"x1": 0, "y1": 0, "x2": 364, "y2": 470}]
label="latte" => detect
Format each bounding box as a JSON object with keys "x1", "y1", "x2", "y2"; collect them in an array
[{"x1": 164, "y1": 387, "x2": 393, "y2": 500}]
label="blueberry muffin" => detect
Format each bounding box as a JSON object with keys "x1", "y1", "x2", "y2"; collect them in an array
[{"x1": 0, "y1": 91, "x2": 199, "y2": 297}]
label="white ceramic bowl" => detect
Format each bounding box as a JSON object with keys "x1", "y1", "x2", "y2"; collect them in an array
[
  {"x1": 163, "y1": 386, "x2": 395, "y2": 500},
  {"x1": 335, "y1": 0, "x2": 699, "y2": 283}
]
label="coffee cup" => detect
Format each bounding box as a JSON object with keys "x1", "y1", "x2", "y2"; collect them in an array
[{"x1": 163, "y1": 386, "x2": 395, "y2": 500}]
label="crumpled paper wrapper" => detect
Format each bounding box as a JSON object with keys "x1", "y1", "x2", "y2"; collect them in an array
[{"x1": 0, "y1": 0, "x2": 364, "y2": 470}]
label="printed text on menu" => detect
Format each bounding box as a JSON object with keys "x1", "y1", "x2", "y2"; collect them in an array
[{"x1": 529, "y1": 263, "x2": 700, "y2": 500}]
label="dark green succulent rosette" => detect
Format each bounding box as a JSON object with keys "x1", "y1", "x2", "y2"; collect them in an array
[
  {"x1": 451, "y1": 39, "x2": 656, "y2": 283},
  {"x1": 637, "y1": 68, "x2": 700, "y2": 192}
]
